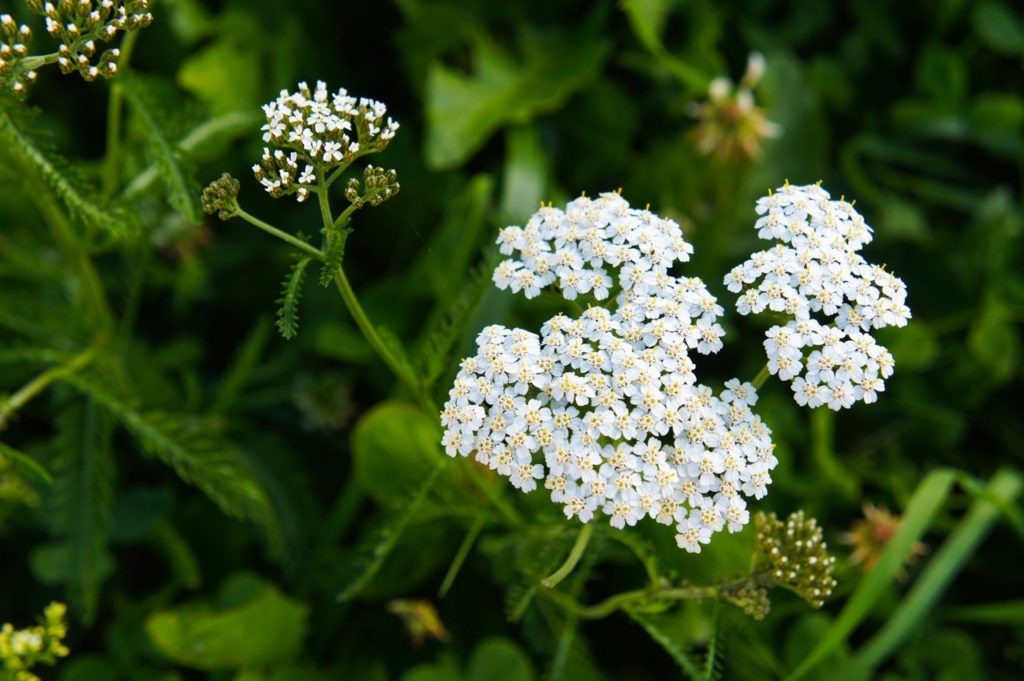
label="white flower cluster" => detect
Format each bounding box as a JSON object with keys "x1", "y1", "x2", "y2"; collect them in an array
[
  {"x1": 442, "y1": 193, "x2": 777, "y2": 553},
  {"x1": 0, "y1": 14, "x2": 34, "y2": 95},
  {"x1": 253, "y1": 81, "x2": 399, "y2": 203},
  {"x1": 725, "y1": 183, "x2": 910, "y2": 410},
  {"x1": 31, "y1": 0, "x2": 152, "y2": 81}
]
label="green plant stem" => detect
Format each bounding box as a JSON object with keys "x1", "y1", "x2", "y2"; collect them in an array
[
  {"x1": 810, "y1": 407, "x2": 858, "y2": 500},
  {"x1": 544, "y1": 583, "x2": 717, "y2": 620},
  {"x1": 439, "y1": 512, "x2": 487, "y2": 597},
  {"x1": 751, "y1": 364, "x2": 771, "y2": 389},
  {"x1": 542, "y1": 522, "x2": 595, "y2": 588},
  {"x1": 315, "y1": 183, "x2": 420, "y2": 397},
  {"x1": 233, "y1": 206, "x2": 324, "y2": 260},
  {"x1": 19, "y1": 53, "x2": 59, "y2": 70},
  {"x1": 101, "y1": 30, "x2": 139, "y2": 198},
  {"x1": 0, "y1": 344, "x2": 98, "y2": 432}
]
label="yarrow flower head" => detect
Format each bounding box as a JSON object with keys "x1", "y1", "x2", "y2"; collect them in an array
[
  {"x1": 254, "y1": 80, "x2": 399, "y2": 203},
  {"x1": 442, "y1": 193, "x2": 778, "y2": 553},
  {"x1": 32, "y1": 0, "x2": 151, "y2": 80},
  {"x1": 0, "y1": 601, "x2": 69, "y2": 681},
  {"x1": 726, "y1": 182, "x2": 910, "y2": 410},
  {"x1": 200, "y1": 172, "x2": 241, "y2": 221}
]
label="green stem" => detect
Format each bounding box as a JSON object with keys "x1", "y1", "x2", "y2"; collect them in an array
[
  {"x1": 542, "y1": 522, "x2": 595, "y2": 588},
  {"x1": 439, "y1": 512, "x2": 487, "y2": 597},
  {"x1": 19, "y1": 53, "x2": 59, "y2": 71},
  {"x1": 544, "y1": 584, "x2": 717, "y2": 620},
  {"x1": 233, "y1": 206, "x2": 324, "y2": 260},
  {"x1": 751, "y1": 364, "x2": 771, "y2": 390},
  {"x1": 810, "y1": 407, "x2": 858, "y2": 500},
  {"x1": 101, "y1": 30, "x2": 140, "y2": 199},
  {"x1": 0, "y1": 344, "x2": 98, "y2": 432}
]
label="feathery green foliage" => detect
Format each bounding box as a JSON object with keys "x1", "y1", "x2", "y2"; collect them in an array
[
  {"x1": 60, "y1": 374, "x2": 277, "y2": 539},
  {"x1": 0, "y1": 106, "x2": 135, "y2": 239},
  {"x1": 627, "y1": 610, "x2": 704, "y2": 679},
  {"x1": 121, "y1": 76, "x2": 203, "y2": 223},
  {"x1": 276, "y1": 256, "x2": 311, "y2": 340},
  {"x1": 336, "y1": 460, "x2": 446, "y2": 601},
  {"x1": 45, "y1": 399, "x2": 115, "y2": 623}
]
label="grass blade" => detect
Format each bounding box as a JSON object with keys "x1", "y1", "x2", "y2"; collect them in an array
[
  {"x1": 787, "y1": 468, "x2": 957, "y2": 680},
  {"x1": 846, "y1": 468, "x2": 1023, "y2": 674}
]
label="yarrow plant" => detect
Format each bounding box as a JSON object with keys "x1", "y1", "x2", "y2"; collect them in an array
[
  {"x1": 725, "y1": 182, "x2": 910, "y2": 410},
  {"x1": 0, "y1": 602, "x2": 69, "y2": 681},
  {"x1": 442, "y1": 193, "x2": 777, "y2": 553}
]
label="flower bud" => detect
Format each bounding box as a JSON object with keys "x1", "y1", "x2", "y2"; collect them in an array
[{"x1": 201, "y1": 173, "x2": 241, "y2": 221}]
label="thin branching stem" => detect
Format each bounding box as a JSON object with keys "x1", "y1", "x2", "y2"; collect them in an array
[
  {"x1": 101, "y1": 29, "x2": 140, "y2": 199},
  {"x1": 543, "y1": 583, "x2": 719, "y2": 620},
  {"x1": 0, "y1": 343, "x2": 99, "y2": 432},
  {"x1": 542, "y1": 522, "x2": 595, "y2": 588},
  {"x1": 752, "y1": 364, "x2": 771, "y2": 389},
  {"x1": 233, "y1": 206, "x2": 324, "y2": 259}
]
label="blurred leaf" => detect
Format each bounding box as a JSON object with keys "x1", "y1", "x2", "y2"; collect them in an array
[
  {"x1": 943, "y1": 599, "x2": 1024, "y2": 625},
  {"x1": 971, "y1": 2, "x2": 1024, "y2": 56},
  {"x1": 110, "y1": 486, "x2": 174, "y2": 544},
  {"x1": 178, "y1": 19, "x2": 262, "y2": 114},
  {"x1": 146, "y1": 574, "x2": 308, "y2": 671},
  {"x1": 58, "y1": 656, "x2": 119, "y2": 681},
  {"x1": 787, "y1": 469, "x2": 957, "y2": 680},
  {"x1": 351, "y1": 402, "x2": 450, "y2": 505},
  {"x1": 500, "y1": 126, "x2": 548, "y2": 224},
  {"x1": 425, "y1": 33, "x2": 609, "y2": 169},
  {"x1": 467, "y1": 637, "x2": 535, "y2": 681},
  {"x1": 967, "y1": 298, "x2": 1019, "y2": 384}
]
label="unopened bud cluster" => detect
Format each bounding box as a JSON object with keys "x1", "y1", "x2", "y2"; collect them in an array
[
  {"x1": 255, "y1": 80, "x2": 400, "y2": 202},
  {"x1": 0, "y1": 13, "x2": 35, "y2": 95},
  {"x1": 345, "y1": 165, "x2": 399, "y2": 208},
  {"x1": 0, "y1": 602, "x2": 69, "y2": 681},
  {"x1": 27, "y1": 0, "x2": 153, "y2": 82},
  {"x1": 755, "y1": 510, "x2": 837, "y2": 609},
  {"x1": 201, "y1": 173, "x2": 241, "y2": 221}
]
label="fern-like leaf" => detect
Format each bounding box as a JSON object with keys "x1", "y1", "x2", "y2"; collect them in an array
[
  {"x1": 704, "y1": 598, "x2": 724, "y2": 681},
  {"x1": 121, "y1": 76, "x2": 203, "y2": 222},
  {"x1": 336, "y1": 460, "x2": 445, "y2": 601},
  {"x1": 0, "y1": 105, "x2": 135, "y2": 239},
  {"x1": 318, "y1": 231, "x2": 347, "y2": 287},
  {"x1": 413, "y1": 250, "x2": 496, "y2": 391},
  {"x1": 61, "y1": 373, "x2": 277, "y2": 537},
  {"x1": 209, "y1": 317, "x2": 272, "y2": 417},
  {"x1": 46, "y1": 399, "x2": 116, "y2": 623},
  {"x1": 0, "y1": 440, "x2": 53, "y2": 484},
  {"x1": 276, "y1": 257, "x2": 311, "y2": 340},
  {"x1": 627, "y1": 609, "x2": 704, "y2": 680}
]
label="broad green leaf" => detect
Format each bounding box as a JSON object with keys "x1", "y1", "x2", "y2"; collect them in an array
[
  {"x1": 787, "y1": 469, "x2": 957, "y2": 680},
  {"x1": 467, "y1": 638, "x2": 535, "y2": 681},
  {"x1": 178, "y1": 35, "x2": 262, "y2": 114},
  {"x1": 146, "y1": 575, "x2": 308, "y2": 670},
  {"x1": 846, "y1": 469, "x2": 1023, "y2": 675},
  {"x1": 351, "y1": 401, "x2": 450, "y2": 504},
  {"x1": 500, "y1": 126, "x2": 548, "y2": 224},
  {"x1": 425, "y1": 34, "x2": 609, "y2": 169},
  {"x1": 972, "y1": 2, "x2": 1024, "y2": 56}
]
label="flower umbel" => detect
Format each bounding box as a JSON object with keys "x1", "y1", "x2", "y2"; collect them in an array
[
  {"x1": 726, "y1": 182, "x2": 910, "y2": 410},
  {"x1": 201, "y1": 172, "x2": 241, "y2": 220},
  {"x1": 442, "y1": 193, "x2": 777, "y2": 553},
  {"x1": 0, "y1": 13, "x2": 35, "y2": 95},
  {"x1": 755, "y1": 510, "x2": 837, "y2": 609},
  {"x1": 254, "y1": 80, "x2": 399, "y2": 202}
]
